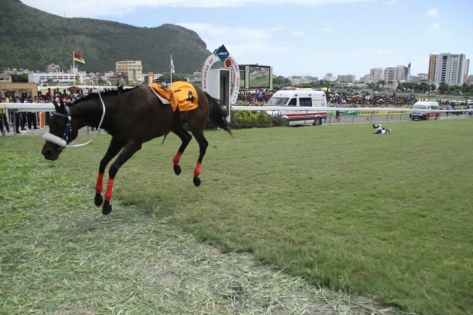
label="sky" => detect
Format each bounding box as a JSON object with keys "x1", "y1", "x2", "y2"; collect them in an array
[{"x1": 22, "y1": 0, "x2": 473, "y2": 78}]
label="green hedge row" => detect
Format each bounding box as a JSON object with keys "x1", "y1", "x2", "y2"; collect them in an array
[{"x1": 230, "y1": 111, "x2": 287, "y2": 128}]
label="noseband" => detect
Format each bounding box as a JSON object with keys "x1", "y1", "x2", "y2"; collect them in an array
[
  {"x1": 42, "y1": 91, "x2": 107, "y2": 148},
  {"x1": 42, "y1": 106, "x2": 72, "y2": 147}
]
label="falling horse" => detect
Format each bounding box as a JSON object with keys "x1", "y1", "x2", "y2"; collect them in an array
[{"x1": 41, "y1": 83, "x2": 231, "y2": 215}]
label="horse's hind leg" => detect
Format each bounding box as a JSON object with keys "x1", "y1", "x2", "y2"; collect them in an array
[
  {"x1": 95, "y1": 138, "x2": 124, "y2": 207},
  {"x1": 102, "y1": 142, "x2": 142, "y2": 215},
  {"x1": 189, "y1": 128, "x2": 208, "y2": 187},
  {"x1": 171, "y1": 124, "x2": 192, "y2": 176}
]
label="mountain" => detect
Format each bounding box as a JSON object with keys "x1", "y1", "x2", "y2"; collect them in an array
[{"x1": 0, "y1": 0, "x2": 211, "y2": 73}]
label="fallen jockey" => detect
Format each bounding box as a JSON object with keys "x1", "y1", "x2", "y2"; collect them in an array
[{"x1": 372, "y1": 123, "x2": 392, "y2": 135}]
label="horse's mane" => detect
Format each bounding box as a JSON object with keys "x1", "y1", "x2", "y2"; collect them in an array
[{"x1": 72, "y1": 86, "x2": 141, "y2": 105}]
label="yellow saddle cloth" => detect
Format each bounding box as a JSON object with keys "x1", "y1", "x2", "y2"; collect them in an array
[{"x1": 149, "y1": 82, "x2": 199, "y2": 112}]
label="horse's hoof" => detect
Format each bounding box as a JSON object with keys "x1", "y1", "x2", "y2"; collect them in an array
[
  {"x1": 193, "y1": 176, "x2": 201, "y2": 187},
  {"x1": 102, "y1": 201, "x2": 112, "y2": 215},
  {"x1": 173, "y1": 165, "x2": 181, "y2": 175},
  {"x1": 95, "y1": 193, "x2": 103, "y2": 207}
]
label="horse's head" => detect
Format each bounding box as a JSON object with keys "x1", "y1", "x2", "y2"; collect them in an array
[{"x1": 41, "y1": 99, "x2": 78, "y2": 160}]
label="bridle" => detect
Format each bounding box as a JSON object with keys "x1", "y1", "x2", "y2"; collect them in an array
[{"x1": 42, "y1": 91, "x2": 107, "y2": 148}]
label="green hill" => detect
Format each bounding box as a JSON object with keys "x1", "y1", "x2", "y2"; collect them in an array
[{"x1": 0, "y1": 0, "x2": 211, "y2": 73}]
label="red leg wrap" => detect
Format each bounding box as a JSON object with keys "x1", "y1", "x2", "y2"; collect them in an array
[
  {"x1": 95, "y1": 173, "x2": 104, "y2": 194},
  {"x1": 173, "y1": 152, "x2": 182, "y2": 166},
  {"x1": 105, "y1": 178, "x2": 115, "y2": 201},
  {"x1": 194, "y1": 163, "x2": 202, "y2": 178}
]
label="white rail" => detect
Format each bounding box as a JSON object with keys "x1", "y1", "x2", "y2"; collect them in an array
[
  {"x1": 232, "y1": 105, "x2": 471, "y2": 114},
  {"x1": 0, "y1": 103, "x2": 55, "y2": 112},
  {"x1": 1, "y1": 103, "x2": 471, "y2": 114}
]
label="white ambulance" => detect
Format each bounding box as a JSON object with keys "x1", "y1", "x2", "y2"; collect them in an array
[
  {"x1": 409, "y1": 101, "x2": 440, "y2": 120},
  {"x1": 266, "y1": 88, "x2": 328, "y2": 126}
]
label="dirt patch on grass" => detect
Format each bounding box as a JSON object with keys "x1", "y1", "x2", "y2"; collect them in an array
[{"x1": 120, "y1": 210, "x2": 397, "y2": 314}]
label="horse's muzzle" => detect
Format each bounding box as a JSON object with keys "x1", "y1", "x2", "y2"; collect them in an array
[{"x1": 42, "y1": 148, "x2": 59, "y2": 160}]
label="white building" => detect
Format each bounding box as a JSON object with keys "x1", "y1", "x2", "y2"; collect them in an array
[
  {"x1": 28, "y1": 71, "x2": 87, "y2": 85},
  {"x1": 337, "y1": 74, "x2": 356, "y2": 83},
  {"x1": 384, "y1": 65, "x2": 408, "y2": 82},
  {"x1": 115, "y1": 60, "x2": 143, "y2": 84},
  {"x1": 288, "y1": 75, "x2": 318, "y2": 85},
  {"x1": 370, "y1": 68, "x2": 384, "y2": 83},
  {"x1": 428, "y1": 53, "x2": 469, "y2": 86}
]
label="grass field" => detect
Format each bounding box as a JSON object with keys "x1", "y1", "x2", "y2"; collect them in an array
[{"x1": 1, "y1": 119, "x2": 472, "y2": 314}]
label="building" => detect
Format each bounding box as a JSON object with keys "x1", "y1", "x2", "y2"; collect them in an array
[
  {"x1": 0, "y1": 73, "x2": 12, "y2": 83},
  {"x1": 384, "y1": 65, "x2": 408, "y2": 82},
  {"x1": 46, "y1": 63, "x2": 61, "y2": 73},
  {"x1": 359, "y1": 74, "x2": 372, "y2": 83},
  {"x1": 467, "y1": 75, "x2": 473, "y2": 85},
  {"x1": 337, "y1": 74, "x2": 356, "y2": 84},
  {"x1": 287, "y1": 75, "x2": 318, "y2": 85},
  {"x1": 28, "y1": 71, "x2": 86, "y2": 86},
  {"x1": 428, "y1": 53, "x2": 469, "y2": 86},
  {"x1": 0, "y1": 82, "x2": 38, "y2": 98},
  {"x1": 115, "y1": 60, "x2": 143, "y2": 84},
  {"x1": 370, "y1": 68, "x2": 384, "y2": 83}
]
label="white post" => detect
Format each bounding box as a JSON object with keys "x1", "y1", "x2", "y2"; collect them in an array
[{"x1": 170, "y1": 54, "x2": 174, "y2": 85}]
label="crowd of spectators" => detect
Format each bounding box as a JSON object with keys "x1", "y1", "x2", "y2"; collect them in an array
[
  {"x1": 238, "y1": 89, "x2": 420, "y2": 107},
  {"x1": 329, "y1": 91, "x2": 417, "y2": 107},
  {"x1": 0, "y1": 87, "x2": 90, "y2": 135},
  {"x1": 238, "y1": 89, "x2": 272, "y2": 103}
]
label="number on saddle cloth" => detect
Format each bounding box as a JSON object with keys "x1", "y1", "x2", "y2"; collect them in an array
[{"x1": 187, "y1": 91, "x2": 195, "y2": 103}]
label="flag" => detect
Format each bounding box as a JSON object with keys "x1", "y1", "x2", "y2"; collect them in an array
[
  {"x1": 170, "y1": 54, "x2": 175, "y2": 74},
  {"x1": 73, "y1": 52, "x2": 85, "y2": 64}
]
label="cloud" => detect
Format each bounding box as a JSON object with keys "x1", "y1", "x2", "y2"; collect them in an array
[
  {"x1": 291, "y1": 30, "x2": 305, "y2": 37},
  {"x1": 320, "y1": 24, "x2": 336, "y2": 33},
  {"x1": 431, "y1": 23, "x2": 440, "y2": 31},
  {"x1": 426, "y1": 8, "x2": 439, "y2": 18},
  {"x1": 23, "y1": 0, "x2": 368, "y2": 18},
  {"x1": 176, "y1": 22, "x2": 294, "y2": 65}
]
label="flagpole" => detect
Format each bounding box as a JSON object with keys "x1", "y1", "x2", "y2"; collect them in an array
[
  {"x1": 72, "y1": 51, "x2": 75, "y2": 70},
  {"x1": 170, "y1": 54, "x2": 173, "y2": 85}
]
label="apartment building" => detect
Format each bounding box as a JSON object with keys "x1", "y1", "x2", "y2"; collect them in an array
[
  {"x1": 428, "y1": 53, "x2": 469, "y2": 86},
  {"x1": 115, "y1": 60, "x2": 143, "y2": 84}
]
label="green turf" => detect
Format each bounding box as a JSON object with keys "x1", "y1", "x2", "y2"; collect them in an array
[{"x1": 1, "y1": 119, "x2": 472, "y2": 314}]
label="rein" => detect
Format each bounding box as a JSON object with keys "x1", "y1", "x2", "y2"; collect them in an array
[{"x1": 42, "y1": 91, "x2": 107, "y2": 148}]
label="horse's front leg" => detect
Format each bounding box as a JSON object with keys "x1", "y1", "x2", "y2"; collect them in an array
[
  {"x1": 95, "y1": 138, "x2": 124, "y2": 207},
  {"x1": 171, "y1": 124, "x2": 192, "y2": 176},
  {"x1": 102, "y1": 142, "x2": 142, "y2": 215}
]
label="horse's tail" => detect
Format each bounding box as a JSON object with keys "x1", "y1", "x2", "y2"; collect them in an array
[{"x1": 205, "y1": 92, "x2": 232, "y2": 135}]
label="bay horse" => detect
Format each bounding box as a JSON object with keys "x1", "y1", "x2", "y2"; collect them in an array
[{"x1": 41, "y1": 83, "x2": 231, "y2": 215}]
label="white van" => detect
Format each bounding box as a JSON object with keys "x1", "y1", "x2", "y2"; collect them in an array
[
  {"x1": 410, "y1": 101, "x2": 440, "y2": 120},
  {"x1": 266, "y1": 88, "x2": 328, "y2": 126}
]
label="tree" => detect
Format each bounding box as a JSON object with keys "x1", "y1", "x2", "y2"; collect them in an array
[
  {"x1": 272, "y1": 76, "x2": 291, "y2": 90},
  {"x1": 155, "y1": 72, "x2": 187, "y2": 83},
  {"x1": 438, "y1": 83, "x2": 449, "y2": 95},
  {"x1": 11, "y1": 73, "x2": 28, "y2": 82}
]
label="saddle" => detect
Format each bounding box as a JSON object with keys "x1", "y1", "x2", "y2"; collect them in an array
[{"x1": 149, "y1": 82, "x2": 199, "y2": 112}]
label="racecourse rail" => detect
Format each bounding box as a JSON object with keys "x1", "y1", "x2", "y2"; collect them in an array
[
  {"x1": 1, "y1": 102, "x2": 472, "y2": 132},
  {"x1": 2, "y1": 103, "x2": 472, "y2": 114}
]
